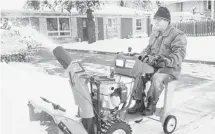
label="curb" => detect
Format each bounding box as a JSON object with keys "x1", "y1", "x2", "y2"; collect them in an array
[{"x1": 66, "y1": 49, "x2": 215, "y2": 65}]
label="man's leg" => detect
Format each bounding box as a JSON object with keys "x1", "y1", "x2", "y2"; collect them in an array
[
  {"x1": 127, "y1": 74, "x2": 145, "y2": 114},
  {"x1": 142, "y1": 72, "x2": 174, "y2": 116}
]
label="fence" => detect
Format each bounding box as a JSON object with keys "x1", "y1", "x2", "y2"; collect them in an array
[{"x1": 172, "y1": 19, "x2": 215, "y2": 36}]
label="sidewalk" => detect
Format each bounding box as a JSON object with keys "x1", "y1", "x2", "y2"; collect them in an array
[{"x1": 131, "y1": 82, "x2": 215, "y2": 134}]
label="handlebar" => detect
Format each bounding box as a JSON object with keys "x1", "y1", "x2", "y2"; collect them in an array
[
  {"x1": 40, "y1": 97, "x2": 66, "y2": 112},
  {"x1": 52, "y1": 104, "x2": 66, "y2": 112},
  {"x1": 116, "y1": 52, "x2": 139, "y2": 57}
]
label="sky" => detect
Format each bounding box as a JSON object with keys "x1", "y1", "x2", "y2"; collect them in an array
[{"x1": 0, "y1": 0, "x2": 26, "y2": 10}]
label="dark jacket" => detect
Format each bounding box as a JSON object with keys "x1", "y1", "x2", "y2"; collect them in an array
[{"x1": 140, "y1": 25, "x2": 187, "y2": 79}]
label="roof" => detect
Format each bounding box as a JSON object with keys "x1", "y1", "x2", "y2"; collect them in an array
[
  {"x1": 93, "y1": 5, "x2": 151, "y2": 16},
  {"x1": 164, "y1": 0, "x2": 202, "y2": 5},
  {"x1": 1, "y1": 5, "x2": 152, "y2": 18},
  {"x1": 1, "y1": 9, "x2": 71, "y2": 17}
]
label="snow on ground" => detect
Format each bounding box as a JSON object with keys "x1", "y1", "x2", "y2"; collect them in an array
[
  {"x1": 62, "y1": 36, "x2": 215, "y2": 62},
  {"x1": 1, "y1": 61, "x2": 215, "y2": 134},
  {"x1": 1, "y1": 62, "x2": 78, "y2": 134},
  {"x1": 181, "y1": 62, "x2": 215, "y2": 81},
  {"x1": 1, "y1": 21, "x2": 215, "y2": 134}
]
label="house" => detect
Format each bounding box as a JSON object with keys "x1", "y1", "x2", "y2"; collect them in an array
[
  {"x1": 1, "y1": 6, "x2": 151, "y2": 43},
  {"x1": 166, "y1": 0, "x2": 215, "y2": 19},
  {"x1": 71, "y1": 6, "x2": 151, "y2": 41},
  {"x1": 1, "y1": 9, "x2": 76, "y2": 43}
]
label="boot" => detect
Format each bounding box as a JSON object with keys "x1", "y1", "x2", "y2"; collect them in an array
[
  {"x1": 127, "y1": 100, "x2": 145, "y2": 114},
  {"x1": 142, "y1": 97, "x2": 156, "y2": 116}
]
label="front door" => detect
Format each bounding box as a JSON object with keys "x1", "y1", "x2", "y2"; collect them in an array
[
  {"x1": 82, "y1": 18, "x2": 88, "y2": 41},
  {"x1": 97, "y1": 17, "x2": 104, "y2": 40},
  {"x1": 121, "y1": 18, "x2": 133, "y2": 39}
]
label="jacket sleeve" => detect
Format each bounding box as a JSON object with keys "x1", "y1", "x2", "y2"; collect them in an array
[{"x1": 166, "y1": 33, "x2": 187, "y2": 67}]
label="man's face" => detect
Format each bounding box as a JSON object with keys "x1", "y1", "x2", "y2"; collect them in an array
[{"x1": 152, "y1": 17, "x2": 169, "y2": 31}]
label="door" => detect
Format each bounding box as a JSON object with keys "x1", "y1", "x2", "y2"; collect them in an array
[
  {"x1": 97, "y1": 17, "x2": 104, "y2": 40},
  {"x1": 82, "y1": 18, "x2": 88, "y2": 41},
  {"x1": 121, "y1": 18, "x2": 133, "y2": 39}
]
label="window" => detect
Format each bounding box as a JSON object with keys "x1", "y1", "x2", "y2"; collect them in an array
[
  {"x1": 46, "y1": 17, "x2": 70, "y2": 37},
  {"x1": 207, "y1": 0, "x2": 211, "y2": 9},
  {"x1": 59, "y1": 18, "x2": 70, "y2": 36},
  {"x1": 136, "y1": 19, "x2": 142, "y2": 30},
  {"x1": 107, "y1": 18, "x2": 117, "y2": 31},
  {"x1": 12, "y1": 18, "x2": 30, "y2": 26}
]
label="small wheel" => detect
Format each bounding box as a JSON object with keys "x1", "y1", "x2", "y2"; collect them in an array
[{"x1": 163, "y1": 115, "x2": 177, "y2": 134}]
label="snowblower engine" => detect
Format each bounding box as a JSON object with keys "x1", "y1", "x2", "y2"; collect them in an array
[{"x1": 91, "y1": 79, "x2": 128, "y2": 119}]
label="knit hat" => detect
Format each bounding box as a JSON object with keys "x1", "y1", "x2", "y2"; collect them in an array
[{"x1": 154, "y1": 7, "x2": 171, "y2": 22}]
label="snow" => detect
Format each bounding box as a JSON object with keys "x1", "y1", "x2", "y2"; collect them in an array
[
  {"x1": 1, "y1": 62, "x2": 78, "y2": 134},
  {"x1": 1, "y1": 60, "x2": 215, "y2": 134},
  {"x1": 94, "y1": 5, "x2": 151, "y2": 16},
  {"x1": 1, "y1": 26, "x2": 55, "y2": 55},
  {"x1": 1, "y1": 4, "x2": 215, "y2": 133},
  {"x1": 62, "y1": 36, "x2": 215, "y2": 62},
  {"x1": 182, "y1": 63, "x2": 215, "y2": 80}
]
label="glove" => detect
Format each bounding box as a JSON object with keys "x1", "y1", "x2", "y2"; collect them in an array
[
  {"x1": 146, "y1": 55, "x2": 156, "y2": 66},
  {"x1": 137, "y1": 55, "x2": 156, "y2": 67},
  {"x1": 154, "y1": 55, "x2": 171, "y2": 68}
]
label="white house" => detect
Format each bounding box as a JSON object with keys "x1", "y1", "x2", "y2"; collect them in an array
[{"x1": 166, "y1": 0, "x2": 215, "y2": 19}]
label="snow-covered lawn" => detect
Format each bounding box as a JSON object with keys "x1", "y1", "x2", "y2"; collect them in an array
[
  {"x1": 1, "y1": 62, "x2": 78, "y2": 134},
  {"x1": 62, "y1": 36, "x2": 215, "y2": 62}
]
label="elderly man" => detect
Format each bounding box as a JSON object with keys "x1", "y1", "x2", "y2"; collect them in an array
[{"x1": 128, "y1": 7, "x2": 187, "y2": 116}]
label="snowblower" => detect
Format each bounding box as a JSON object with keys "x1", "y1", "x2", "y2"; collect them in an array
[{"x1": 28, "y1": 46, "x2": 177, "y2": 134}]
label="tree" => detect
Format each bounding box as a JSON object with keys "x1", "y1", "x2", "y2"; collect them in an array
[
  {"x1": 119, "y1": 0, "x2": 125, "y2": 7},
  {"x1": 75, "y1": 1, "x2": 101, "y2": 44},
  {"x1": 132, "y1": 0, "x2": 152, "y2": 11},
  {"x1": 24, "y1": 0, "x2": 40, "y2": 10}
]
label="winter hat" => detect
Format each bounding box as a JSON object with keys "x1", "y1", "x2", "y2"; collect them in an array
[{"x1": 154, "y1": 6, "x2": 171, "y2": 22}]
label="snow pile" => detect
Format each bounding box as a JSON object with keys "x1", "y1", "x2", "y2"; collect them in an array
[
  {"x1": 1, "y1": 62, "x2": 77, "y2": 134},
  {"x1": 62, "y1": 36, "x2": 215, "y2": 62},
  {"x1": 0, "y1": 21, "x2": 55, "y2": 55},
  {"x1": 186, "y1": 36, "x2": 215, "y2": 62},
  {"x1": 63, "y1": 38, "x2": 147, "y2": 54}
]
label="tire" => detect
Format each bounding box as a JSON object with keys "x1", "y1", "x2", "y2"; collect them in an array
[
  {"x1": 163, "y1": 115, "x2": 177, "y2": 134},
  {"x1": 101, "y1": 119, "x2": 132, "y2": 134}
]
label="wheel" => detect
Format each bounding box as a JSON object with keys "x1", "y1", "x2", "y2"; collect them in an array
[
  {"x1": 163, "y1": 115, "x2": 177, "y2": 134},
  {"x1": 101, "y1": 119, "x2": 132, "y2": 134}
]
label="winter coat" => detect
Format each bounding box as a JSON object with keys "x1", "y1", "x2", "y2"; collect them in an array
[{"x1": 140, "y1": 25, "x2": 187, "y2": 79}]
